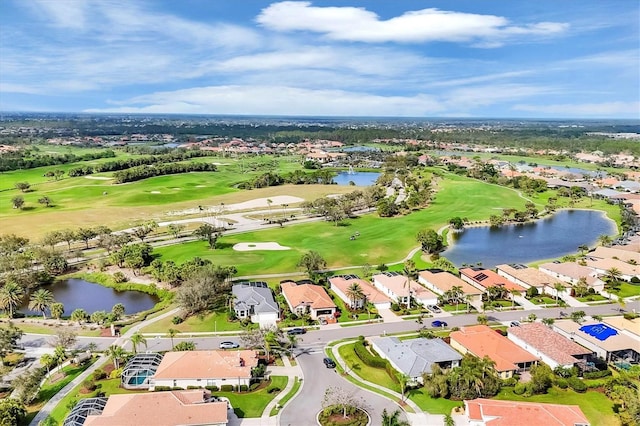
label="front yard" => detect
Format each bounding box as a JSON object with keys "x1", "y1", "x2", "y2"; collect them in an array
[{"x1": 141, "y1": 310, "x2": 246, "y2": 333}]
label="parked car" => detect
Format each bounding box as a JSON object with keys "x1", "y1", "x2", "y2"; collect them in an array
[
  {"x1": 323, "y1": 357, "x2": 336, "y2": 368},
  {"x1": 219, "y1": 341, "x2": 240, "y2": 349},
  {"x1": 509, "y1": 321, "x2": 521, "y2": 327},
  {"x1": 427, "y1": 305, "x2": 442, "y2": 313},
  {"x1": 431, "y1": 320, "x2": 448, "y2": 328},
  {"x1": 287, "y1": 328, "x2": 306, "y2": 335},
  {"x1": 320, "y1": 318, "x2": 328, "y2": 325}
]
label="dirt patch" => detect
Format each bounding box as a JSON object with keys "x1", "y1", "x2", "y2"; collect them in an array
[{"x1": 104, "y1": 266, "x2": 158, "y2": 285}]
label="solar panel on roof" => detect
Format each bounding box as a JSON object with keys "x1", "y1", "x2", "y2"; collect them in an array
[{"x1": 473, "y1": 273, "x2": 489, "y2": 281}]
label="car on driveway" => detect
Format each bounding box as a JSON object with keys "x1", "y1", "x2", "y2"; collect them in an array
[
  {"x1": 509, "y1": 321, "x2": 521, "y2": 327},
  {"x1": 427, "y1": 305, "x2": 442, "y2": 313},
  {"x1": 219, "y1": 341, "x2": 240, "y2": 349},
  {"x1": 431, "y1": 320, "x2": 448, "y2": 328},
  {"x1": 287, "y1": 328, "x2": 306, "y2": 335},
  {"x1": 323, "y1": 357, "x2": 336, "y2": 368}
]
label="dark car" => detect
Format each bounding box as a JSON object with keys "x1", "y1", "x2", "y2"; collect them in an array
[
  {"x1": 287, "y1": 328, "x2": 306, "y2": 335},
  {"x1": 431, "y1": 320, "x2": 448, "y2": 328},
  {"x1": 323, "y1": 357, "x2": 336, "y2": 368},
  {"x1": 427, "y1": 305, "x2": 442, "y2": 313}
]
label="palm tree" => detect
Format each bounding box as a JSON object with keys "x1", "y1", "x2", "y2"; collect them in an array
[
  {"x1": 477, "y1": 314, "x2": 489, "y2": 325},
  {"x1": 553, "y1": 282, "x2": 566, "y2": 303},
  {"x1": 397, "y1": 373, "x2": 410, "y2": 402},
  {"x1": 107, "y1": 345, "x2": 126, "y2": 369},
  {"x1": 167, "y1": 328, "x2": 178, "y2": 350},
  {"x1": 41, "y1": 353, "x2": 55, "y2": 376},
  {"x1": 509, "y1": 289, "x2": 521, "y2": 309},
  {"x1": 606, "y1": 267, "x2": 622, "y2": 284},
  {"x1": 28, "y1": 289, "x2": 55, "y2": 319},
  {"x1": 464, "y1": 294, "x2": 473, "y2": 313},
  {"x1": 598, "y1": 234, "x2": 613, "y2": 247},
  {"x1": 0, "y1": 281, "x2": 24, "y2": 318},
  {"x1": 50, "y1": 302, "x2": 65, "y2": 320},
  {"x1": 450, "y1": 285, "x2": 463, "y2": 312},
  {"x1": 381, "y1": 409, "x2": 410, "y2": 426},
  {"x1": 403, "y1": 260, "x2": 417, "y2": 309},
  {"x1": 129, "y1": 331, "x2": 147, "y2": 354},
  {"x1": 54, "y1": 345, "x2": 66, "y2": 372},
  {"x1": 577, "y1": 244, "x2": 589, "y2": 256},
  {"x1": 346, "y1": 282, "x2": 365, "y2": 309},
  {"x1": 266, "y1": 198, "x2": 273, "y2": 218},
  {"x1": 542, "y1": 317, "x2": 555, "y2": 327}
]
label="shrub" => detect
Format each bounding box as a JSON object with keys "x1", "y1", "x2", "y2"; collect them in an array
[
  {"x1": 502, "y1": 377, "x2": 518, "y2": 387},
  {"x1": 112, "y1": 272, "x2": 128, "y2": 283},
  {"x1": 630, "y1": 276, "x2": 640, "y2": 284},
  {"x1": 171, "y1": 386, "x2": 184, "y2": 390},
  {"x1": 187, "y1": 386, "x2": 201, "y2": 389},
  {"x1": 93, "y1": 369, "x2": 107, "y2": 381},
  {"x1": 567, "y1": 377, "x2": 587, "y2": 393},
  {"x1": 267, "y1": 387, "x2": 281, "y2": 394},
  {"x1": 171, "y1": 316, "x2": 184, "y2": 325},
  {"x1": 249, "y1": 383, "x2": 260, "y2": 391},
  {"x1": 513, "y1": 383, "x2": 526, "y2": 395},
  {"x1": 109, "y1": 368, "x2": 123, "y2": 379},
  {"x1": 555, "y1": 378, "x2": 568, "y2": 389},
  {"x1": 239, "y1": 385, "x2": 249, "y2": 392},
  {"x1": 82, "y1": 379, "x2": 97, "y2": 392},
  {"x1": 205, "y1": 385, "x2": 219, "y2": 391},
  {"x1": 220, "y1": 385, "x2": 234, "y2": 392},
  {"x1": 154, "y1": 386, "x2": 171, "y2": 391},
  {"x1": 583, "y1": 369, "x2": 612, "y2": 379},
  {"x1": 353, "y1": 341, "x2": 386, "y2": 368}
]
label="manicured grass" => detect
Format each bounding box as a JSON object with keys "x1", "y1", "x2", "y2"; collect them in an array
[
  {"x1": 270, "y1": 376, "x2": 301, "y2": 416},
  {"x1": 218, "y1": 376, "x2": 288, "y2": 418},
  {"x1": 494, "y1": 387, "x2": 619, "y2": 426},
  {"x1": 440, "y1": 303, "x2": 475, "y2": 313},
  {"x1": 10, "y1": 322, "x2": 102, "y2": 336},
  {"x1": 406, "y1": 387, "x2": 462, "y2": 415},
  {"x1": 338, "y1": 343, "x2": 400, "y2": 392},
  {"x1": 528, "y1": 296, "x2": 558, "y2": 305},
  {"x1": 577, "y1": 294, "x2": 609, "y2": 302},
  {"x1": 141, "y1": 310, "x2": 245, "y2": 334},
  {"x1": 614, "y1": 282, "x2": 640, "y2": 299},
  {"x1": 24, "y1": 358, "x2": 98, "y2": 425}
]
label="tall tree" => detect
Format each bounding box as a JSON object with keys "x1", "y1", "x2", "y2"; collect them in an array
[
  {"x1": 0, "y1": 282, "x2": 24, "y2": 318},
  {"x1": 129, "y1": 331, "x2": 147, "y2": 354},
  {"x1": 0, "y1": 323, "x2": 24, "y2": 366},
  {"x1": 107, "y1": 344, "x2": 126, "y2": 369},
  {"x1": 167, "y1": 328, "x2": 178, "y2": 350},
  {"x1": 381, "y1": 409, "x2": 410, "y2": 426},
  {"x1": 297, "y1": 251, "x2": 327, "y2": 277},
  {"x1": 38, "y1": 196, "x2": 53, "y2": 207},
  {"x1": 345, "y1": 282, "x2": 365, "y2": 309},
  {"x1": 28, "y1": 289, "x2": 55, "y2": 319},
  {"x1": 11, "y1": 196, "x2": 25, "y2": 210},
  {"x1": 50, "y1": 302, "x2": 65, "y2": 320}
]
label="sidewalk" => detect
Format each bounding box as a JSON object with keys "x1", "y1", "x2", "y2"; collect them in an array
[{"x1": 29, "y1": 355, "x2": 107, "y2": 426}]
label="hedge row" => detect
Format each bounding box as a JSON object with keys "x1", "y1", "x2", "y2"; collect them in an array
[
  {"x1": 566, "y1": 377, "x2": 587, "y2": 393},
  {"x1": 353, "y1": 341, "x2": 399, "y2": 383},
  {"x1": 583, "y1": 369, "x2": 612, "y2": 379}
]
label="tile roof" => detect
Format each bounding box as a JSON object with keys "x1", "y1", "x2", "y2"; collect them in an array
[
  {"x1": 281, "y1": 281, "x2": 336, "y2": 310},
  {"x1": 538, "y1": 262, "x2": 601, "y2": 285},
  {"x1": 589, "y1": 246, "x2": 640, "y2": 264},
  {"x1": 232, "y1": 283, "x2": 279, "y2": 314},
  {"x1": 584, "y1": 257, "x2": 639, "y2": 277},
  {"x1": 553, "y1": 320, "x2": 639, "y2": 352},
  {"x1": 328, "y1": 276, "x2": 391, "y2": 304},
  {"x1": 372, "y1": 273, "x2": 439, "y2": 300},
  {"x1": 459, "y1": 268, "x2": 526, "y2": 292},
  {"x1": 153, "y1": 350, "x2": 258, "y2": 380},
  {"x1": 495, "y1": 264, "x2": 555, "y2": 288},
  {"x1": 418, "y1": 270, "x2": 482, "y2": 295},
  {"x1": 465, "y1": 398, "x2": 590, "y2": 426},
  {"x1": 450, "y1": 325, "x2": 538, "y2": 372},
  {"x1": 603, "y1": 316, "x2": 640, "y2": 338},
  {"x1": 371, "y1": 337, "x2": 462, "y2": 377},
  {"x1": 508, "y1": 322, "x2": 592, "y2": 365},
  {"x1": 83, "y1": 390, "x2": 228, "y2": 426}
]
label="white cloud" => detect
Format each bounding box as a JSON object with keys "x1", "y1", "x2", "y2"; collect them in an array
[
  {"x1": 28, "y1": 0, "x2": 88, "y2": 30},
  {"x1": 513, "y1": 102, "x2": 640, "y2": 116},
  {"x1": 256, "y1": 2, "x2": 568, "y2": 45},
  {"x1": 86, "y1": 85, "x2": 444, "y2": 116},
  {"x1": 443, "y1": 84, "x2": 557, "y2": 109}
]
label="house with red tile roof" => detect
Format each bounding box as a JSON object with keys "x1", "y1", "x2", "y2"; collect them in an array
[
  {"x1": 464, "y1": 398, "x2": 590, "y2": 426},
  {"x1": 460, "y1": 268, "x2": 526, "y2": 293},
  {"x1": 329, "y1": 275, "x2": 391, "y2": 310},
  {"x1": 507, "y1": 322, "x2": 593, "y2": 369},
  {"x1": 83, "y1": 390, "x2": 228, "y2": 426},
  {"x1": 151, "y1": 350, "x2": 258, "y2": 390},
  {"x1": 280, "y1": 280, "x2": 337, "y2": 320},
  {"x1": 449, "y1": 325, "x2": 538, "y2": 379}
]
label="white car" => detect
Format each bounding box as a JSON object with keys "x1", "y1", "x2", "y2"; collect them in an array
[{"x1": 219, "y1": 341, "x2": 240, "y2": 349}]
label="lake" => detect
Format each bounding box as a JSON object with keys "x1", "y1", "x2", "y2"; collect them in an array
[
  {"x1": 441, "y1": 210, "x2": 617, "y2": 268},
  {"x1": 333, "y1": 171, "x2": 380, "y2": 186},
  {"x1": 20, "y1": 278, "x2": 159, "y2": 316}
]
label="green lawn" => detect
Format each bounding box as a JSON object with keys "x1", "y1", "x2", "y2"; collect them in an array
[
  {"x1": 141, "y1": 310, "x2": 246, "y2": 334},
  {"x1": 577, "y1": 294, "x2": 609, "y2": 303},
  {"x1": 406, "y1": 388, "x2": 462, "y2": 415},
  {"x1": 528, "y1": 296, "x2": 558, "y2": 305},
  {"x1": 270, "y1": 376, "x2": 301, "y2": 416},
  {"x1": 218, "y1": 376, "x2": 288, "y2": 418},
  {"x1": 338, "y1": 343, "x2": 400, "y2": 392},
  {"x1": 614, "y1": 282, "x2": 640, "y2": 299},
  {"x1": 494, "y1": 387, "x2": 619, "y2": 426}
]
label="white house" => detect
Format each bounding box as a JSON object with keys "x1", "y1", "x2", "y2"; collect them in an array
[
  {"x1": 372, "y1": 272, "x2": 438, "y2": 306},
  {"x1": 150, "y1": 350, "x2": 259, "y2": 391},
  {"x1": 329, "y1": 275, "x2": 391, "y2": 310}
]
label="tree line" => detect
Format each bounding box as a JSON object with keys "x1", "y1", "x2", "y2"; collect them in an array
[
  {"x1": 112, "y1": 162, "x2": 217, "y2": 183},
  {"x1": 0, "y1": 149, "x2": 115, "y2": 172},
  {"x1": 236, "y1": 169, "x2": 336, "y2": 189}
]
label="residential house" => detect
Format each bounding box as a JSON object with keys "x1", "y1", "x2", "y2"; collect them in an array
[
  {"x1": 464, "y1": 398, "x2": 590, "y2": 426},
  {"x1": 588, "y1": 246, "x2": 640, "y2": 265},
  {"x1": 370, "y1": 337, "x2": 462, "y2": 384},
  {"x1": 538, "y1": 262, "x2": 605, "y2": 293},
  {"x1": 329, "y1": 275, "x2": 391, "y2": 310},
  {"x1": 507, "y1": 322, "x2": 593, "y2": 369},
  {"x1": 417, "y1": 269, "x2": 483, "y2": 310},
  {"x1": 602, "y1": 316, "x2": 640, "y2": 340},
  {"x1": 583, "y1": 257, "x2": 639, "y2": 281},
  {"x1": 459, "y1": 268, "x2": 526, "y2": 301},
  {"x1": 552, "y1": 320, "x2": 640, "y2": 364},
  {"x1": 280, "y1": 280, "x2": 337, "y2": 320},
  {"x1": 231, "y1": 282, "x2": 279, "y2": 328},
  {"x1": 449, "y1": 325, "x2": 538, "y2": 379},
  {"x1": 82, "y1": 390, "x2": 228, "y2": 426},
  {"x1": 150, "y1": 350, "x2": 259, "y2": 391},
  {"x1": 372, "y1": 272, "x2": 439, "y2": 307},
  {"x1": 495, "y1": 264, "x2": 554, "y2": 295}
]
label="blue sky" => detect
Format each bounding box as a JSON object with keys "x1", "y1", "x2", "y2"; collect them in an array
[{"x1": 0, "y1": 0, "x2": 638, "y2": 118}]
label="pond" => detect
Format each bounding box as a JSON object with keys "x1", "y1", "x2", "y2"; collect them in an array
[
  {"x1": 333, "y1": 171, "x2": 380, "y2": 186},
  {"x1": 441, "y1": 209, "x2": 617, "y2": 268},
  {"x1": 19, "y1": 278, "x2": 159, "y2": 316}
]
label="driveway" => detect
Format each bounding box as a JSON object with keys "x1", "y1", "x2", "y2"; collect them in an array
[{"x1": 279, "y1": 351, "x2": 407, "y2": 426}]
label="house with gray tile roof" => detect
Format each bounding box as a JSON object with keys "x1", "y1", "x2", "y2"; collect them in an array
[
  {"x1": 370, "y1": 336, "x2": 462, "y2": 384},
  {"x1": 232, "y1": 282, "x2": 279, "y2": 328}
]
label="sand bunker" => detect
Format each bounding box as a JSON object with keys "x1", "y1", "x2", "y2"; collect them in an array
[
  {"x1": 150, "y1": 191, "x2": 161, "y2": 194},
  {"x1": 84, "y1": 176, "x2": 113, "y2": 180},
  {"x1": 233, "y1": 242, "x2": 291, "y2": 251},
  {"x1": 195, "y1": 185, "x2": 206, "y2": 188},
  {"x1": 226, "y1": 196, "x2": 304, "y2": 211}
]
